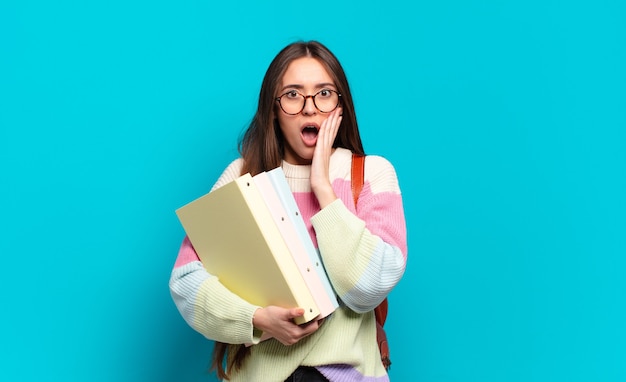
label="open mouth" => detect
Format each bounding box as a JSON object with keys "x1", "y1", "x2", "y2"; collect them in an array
[
  {"x1": 300, "y1": 123, "x2": 320, "y2": 146},
  {"x1": 302, "y1": 125, "x2": 319, "y2": 140}
]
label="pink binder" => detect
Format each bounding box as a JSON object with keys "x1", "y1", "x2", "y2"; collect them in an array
[{"x1": 253, "y1": 171, "x2": 337, "y2": 319}]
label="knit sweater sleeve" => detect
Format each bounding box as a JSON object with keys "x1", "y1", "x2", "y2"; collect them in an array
[
  {"x1": 168, "y1": 159, "x2": 264, "y2": 344},
  {"x1": 310, "y1": 155, "x2": 407, "y2": 313}
]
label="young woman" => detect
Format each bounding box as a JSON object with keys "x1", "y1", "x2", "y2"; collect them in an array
[{"x1": 170, "y1": 40, "x2": 407, "y2": 381}]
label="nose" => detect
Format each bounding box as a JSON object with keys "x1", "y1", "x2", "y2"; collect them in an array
[{"x1": 301, "y1": 95, "x2": 316, "y2": 115}]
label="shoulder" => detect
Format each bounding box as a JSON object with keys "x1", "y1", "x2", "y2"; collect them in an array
[
  {"x1": 224, "y1": 157, "x2": 244, "y2": 173},
  {"x1": 363, "y1": 154, "x2": 401, "y2": 194},
  {"x1": 331, "y1": 148, "x2": 401, "y2": 194},
  {"x1": 333, "y1": 147, "x2": 397, "y2": 174},
  {"x1": 363, "y1": 154, "x2": 395, "y2": 172}
]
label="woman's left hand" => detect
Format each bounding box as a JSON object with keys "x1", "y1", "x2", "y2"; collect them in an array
[{"x1": 310, "y1": 108, "x2": 342, "y2": 208}]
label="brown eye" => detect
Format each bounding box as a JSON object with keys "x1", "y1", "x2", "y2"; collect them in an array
[{"x1": 318, "y1": 89, "x2": 332, "y2": 98}]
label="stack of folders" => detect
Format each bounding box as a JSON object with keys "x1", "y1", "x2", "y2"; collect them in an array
[{"x1": 175, "y1": 167, "x2": 339, "y2": 325}]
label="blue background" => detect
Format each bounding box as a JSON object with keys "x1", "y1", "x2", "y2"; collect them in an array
[{"x1": 1, "y1": 1, "x2": 624, "y2": 381}]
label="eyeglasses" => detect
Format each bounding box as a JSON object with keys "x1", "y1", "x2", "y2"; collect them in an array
[{"x1": 275, "y1": 89, "x2": 342, "y2": 115}]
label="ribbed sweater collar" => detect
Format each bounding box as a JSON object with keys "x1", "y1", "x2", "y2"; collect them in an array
[
  {"x1": 280, "y1": 160, "x2": 311, "y2": 179},
  {"x1": 280, "y1": 148, "x2": 351, "y2": 180}
]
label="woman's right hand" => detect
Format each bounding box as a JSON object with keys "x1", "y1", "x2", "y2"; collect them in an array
[{"x1": 252, "y1": 306, "x2": 324, "y2": 346}]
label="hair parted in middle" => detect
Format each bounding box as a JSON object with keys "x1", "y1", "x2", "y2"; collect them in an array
[{"x1": 238, "y1": 40, "x2": 364, "y2": 176}]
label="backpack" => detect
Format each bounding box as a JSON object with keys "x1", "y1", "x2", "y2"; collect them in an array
[{"x1": 351, "y1": 153, "x2": 391, "y2": 370}]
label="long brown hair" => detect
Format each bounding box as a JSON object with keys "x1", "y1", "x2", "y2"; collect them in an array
[{"x1": 211, "y1": 40, "x2": 364, "y2": 380}]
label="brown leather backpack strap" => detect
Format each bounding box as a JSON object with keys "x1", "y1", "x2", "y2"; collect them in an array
[
  {"x1": 374, "y1": 297, "x2": 388, "y2": 326},
  {"x1": 351, "y1": 152, "x2": 391, "y2": 370},
  {"x1": 377, "y1": 323, "x2": 391, "y2": 370},
  {"x1": 351, "y1": 153, "x2": 365, "y2": 209}
]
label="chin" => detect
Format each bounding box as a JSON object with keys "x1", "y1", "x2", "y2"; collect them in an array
[
  {"x1": 299, "y1": 150, "x2": 315, "y2": 162},
  {"x1": 294, "y1": 157, "x2": 313, "y2": 165},
  {"x1": 284, "y1": 145, "x2": 314, "y2": 165},
  {"x1": 290, "y1": 151, "x2": 314, "y2": 165}
]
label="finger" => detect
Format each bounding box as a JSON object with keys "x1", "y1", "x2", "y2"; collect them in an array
[
  {"x1": 293, "y1": 319, "x2": 319, "y2": 338},
  {"x1": 325, "y1": 113, "x2": 342, "y2": 146},
  {"x1": 288, "y1": 308, "x2": 305, "y2": 319},
  {"x1": 320, "y1": 110, "x2": 340, "y2": 147},
  {"x1": 329, "y1": 108, "x2": 342, "y2": 132},
  {"x1": 324, "y1": 109, "x2": 339, "y2": 129},
  {"x1": 322, "y1": 108, "x2": 340, "y2": 131}
]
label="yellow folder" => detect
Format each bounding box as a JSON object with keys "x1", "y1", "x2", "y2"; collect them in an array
[{"x1": 175, "y1": 173, "x2": 320, "y2": 324}]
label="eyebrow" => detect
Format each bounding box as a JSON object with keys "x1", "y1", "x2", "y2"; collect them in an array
[{"x1": 279, "y1": 82, "x2": 337, "y2": 93}]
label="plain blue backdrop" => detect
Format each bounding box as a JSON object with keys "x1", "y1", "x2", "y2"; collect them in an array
[{"x1": 1, "y1": 0, "x2": 624, "y2": 381}]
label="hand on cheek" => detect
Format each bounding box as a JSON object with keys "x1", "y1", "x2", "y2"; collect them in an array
[
  {"x1": 318, "y1": 107, "x2": 342, "y2": 151},
  {"x1": 310, "y1": 108, "x2": 342, "y2": 208}
]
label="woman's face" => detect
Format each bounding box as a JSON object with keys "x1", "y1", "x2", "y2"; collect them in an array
[{"x1": 276, "y1": 57, "x2": 338, "y2": 165}]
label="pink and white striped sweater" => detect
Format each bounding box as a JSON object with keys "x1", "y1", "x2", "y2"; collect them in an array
[{"x1": 170, "y1": 148, "x2": 407, "y2": 382}]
